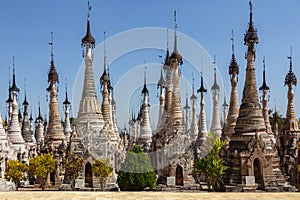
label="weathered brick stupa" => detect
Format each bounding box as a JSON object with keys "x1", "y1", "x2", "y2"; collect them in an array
[{"x1": 223, "y1": 1, "x2": 295, "y2": 192}]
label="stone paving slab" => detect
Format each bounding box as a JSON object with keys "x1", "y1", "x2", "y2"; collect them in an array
[{"x1": 0, "y1": 192, "x2": 300, "y2": 200}]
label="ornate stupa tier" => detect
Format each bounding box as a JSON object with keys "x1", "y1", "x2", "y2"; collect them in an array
[
  {"x1": 35, "y1": 105, "x2": 44, "y2": 146},
  {"x1": 100, "y1": 35, "x2": 112, "y2": 124},
  {"x1": 170, "y1": 65, "x2": 182, "y2": 126},
  {"x1": 169, "y1": 11, "x2": 183, "y2": 126},
  {"x1": 7, "y1": 64, "x2": 25, "y2": 149},
  {"x1": 234, "y1": 1, "x2": 266, "y2": 134},
  {"x1": 163, "y1": 64, "x2": 173, "y2": 112},
  {"x1": 22, "y1": 93, "x2": 33, "y2": 142},
  {"x1": 8, "y1": 91, "x2": 25, "y2": 148},
  {"x1": 78, "y1": 2, "x2": 103, "y2": 123},
  {"x1": 139, "y1": 71, "x2": 152, "y2": 148},
  {"x1": 77, "y1": 45, "x2": 104, "y2": 126},
  {"x1": 75, "y1": 0, "x2": 105, "y2": 150},
  {"x1": 101, "y1": 83, "x2": 111, "y2": 123},
  {"x1": 46, "y1": 82, "x2": 66, "y2": 144}
]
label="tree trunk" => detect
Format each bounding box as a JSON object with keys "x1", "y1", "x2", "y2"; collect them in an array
[
  {"x1": 41, "y1": 179, "x2": 46, "y2": 191},
  {"x1": 100, "y1": 178, "x2": 104, "y2": 191},
  {"x1": 15, "y1": 181, "x2": 19, "y2": 191},
  {"x1": 70, "y1": 179, "x2": 75, "y2": 191}
]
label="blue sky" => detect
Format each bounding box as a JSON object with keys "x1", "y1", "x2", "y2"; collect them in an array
[{"x1": 1, "y1": 0, "x2": 300, "y2": 129}]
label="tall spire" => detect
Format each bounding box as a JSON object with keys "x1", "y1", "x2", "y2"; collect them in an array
[
  {"x1": 63, "y1": 82, "x2": 72, "y2": 144},
  {"x1": 29, "y1": 110, "x2": 33, "y2": 132},
  {"x1": 229, "y1": 30, "x2": 239, "y2": 76},
  {"x1": 164, "y1": 29, "x2": 170, "y2": 66},
  {"x1": 22, "y1": 79, "x2": 32, "y2": 142},
  {"x1": 259, "y1": 57, "x2": 272, "y2": 133},
  {"x1": 63, "y1": 82, "x2": 71, "y2": 106},
  {"x1": 81, "y1": 0, "x2": 95, "y2": 48},
  {"x1": 210, "y1": 56, "x2": 222, "y2": 136},
  {"x1": 47, "y1": 32, "x2": 59, "y2": 86},
  {"x1": 142, "y1": 66, "x2": 149, "y2": 95},
  {"x1": 7, "y1": 56, "x2": 26, "y2": 150},
  {"x1": 163, "y1": 29, "x2": 172, "y2": 112},
  {"x1": 244, "y1": 0, "x2": 258, "y2": 46},
  {"x1": 104, "y1": 31, "x2": 107, "y2": 75},
  {"x1": 259, "y1": 57, "x2": 270, "y2": 91},
  {"x1": 157, "y1": 66, "x2": 165, "y2": 131},
  {"x1": 6, "y1": 64, "x2": 13, "y2": 123},
  {"x1": 100, "y1": 31, "x2": 108, "y2": 86},
  {"x1": 37, "y1": 99, "x2": 43, "y2": 121},
  {"x1": 224, "y1": 30, "x2": 240, "y2": 137},
  {"x1": 169, "y1": 10, "x2": 183, "y2": 65},
  {"x1": 77, "y1": 0, "x2": 103, "y2": 125},
  {"x1": 283, "y1": 47, "x2": 298, "y2": 131},
  {"x1": 211, "y1": 56, "x2": 220, "y2": 91},
  {"x1": 183, "y1": 90, "x2": 190, "y2": 133},
  {"x1": 235, "y1": 0, "x2": 266, "y2": 134},
  {"x1": 138, "y1": 66, "x2": 152, "y2": 151},
  {"x1": 190, "y1": 75, "x2": 198, "y2": 142},
  {"x1": 157, "y1": 66, "x2": 165, "y2": 89},
  {"x1": 101, "y1": 31, "x2": 112, "y2": 124},
  {"x1": 285, "y1": 47, "x2": 297, "y2": 87},
  {"x1": 10, "y1": 57, "x2": 19, "y2": 93},
  {"x1": 45, "y1": 31, "x2": 66, "y2": 147},
  {"x1": 197, "y1": 73, "x2": 207, "y2": 144},
  {"x1": 197, "y1": 72, "x2": 207, "y2": 93},
  {"x1": 23, "y1": 79, "x2": 29, "y2": 107},
  {"x1": 35, "y1": 100, "x2": 44, "y2": 148},
  {"x1": 222, "y1": 94, "x2": 228, "y2": 128},
  {"x1": 167, "y1": 11, "x2": 183, "y2": 127}
]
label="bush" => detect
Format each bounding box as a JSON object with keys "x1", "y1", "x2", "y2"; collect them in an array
[
  {"x1": 92, "y1": 158, "x2": 113, "y2": 191},
  {"x1": 194, "y1": 137, "x2": 227, "y2": 191},
  {"x1": 117, "y1": 145, "x2": 156, "y2": 191},
  {"x1": 5, "y1": 160, "x2": 28, "y2": 190},
  {"x1": 64, "y1": 151, "x2": 84, "y2": 190},
  {"x1": 28, "y1": 153, "x2": 56, "y2": 191}
]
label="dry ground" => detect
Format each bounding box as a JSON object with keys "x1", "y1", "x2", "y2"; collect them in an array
[{"x1": 0, "y1": 192, "x2": 300, "y2": 200}]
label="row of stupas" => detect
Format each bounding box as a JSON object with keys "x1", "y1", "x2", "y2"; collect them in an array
[
  {"x1": 0, "y1": 0, "x2": 126, "y2": 189},
  {"x1": 0, "y1": 0, "x2": 298, "y2": 191},
  {"x1": 127, "y1": 1, "x2": 299, "y2": 191}
]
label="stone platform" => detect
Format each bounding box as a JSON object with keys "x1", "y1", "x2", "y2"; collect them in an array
[{"x1": 0, "y1": 192, "x2": 300, "y2": 200}]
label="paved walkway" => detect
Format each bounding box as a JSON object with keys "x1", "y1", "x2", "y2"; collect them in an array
[{"x1": 0, "y1": 192, "x2": 300, "y2": 200}]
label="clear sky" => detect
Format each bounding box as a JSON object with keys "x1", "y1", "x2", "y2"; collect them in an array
[{"x1": 1, "y1": 0, "x2": 300, "y2": 129}]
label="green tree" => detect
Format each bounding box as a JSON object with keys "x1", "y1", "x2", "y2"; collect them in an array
[
  {"x1": 64, "y1": 151, "x2": 84, "y2": 190},
  {"x1": 5, "y1": 160, "x2": 28, "y2": 190},
  {"x1": 92, "y1": 158, "x2": 113, "y2": 191},
  {"x1": 117, "y1": 145, "x2": 156, "y2": 191},
  {"x1": 28, "y1": 153, "x2": 56, "y2": 191},
  {"x1": 194, "y1": 137, "x2": 227, "y2": 192},
  {"x1": 269, "y1": 109, "x2": 285, "y2": 132}
]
